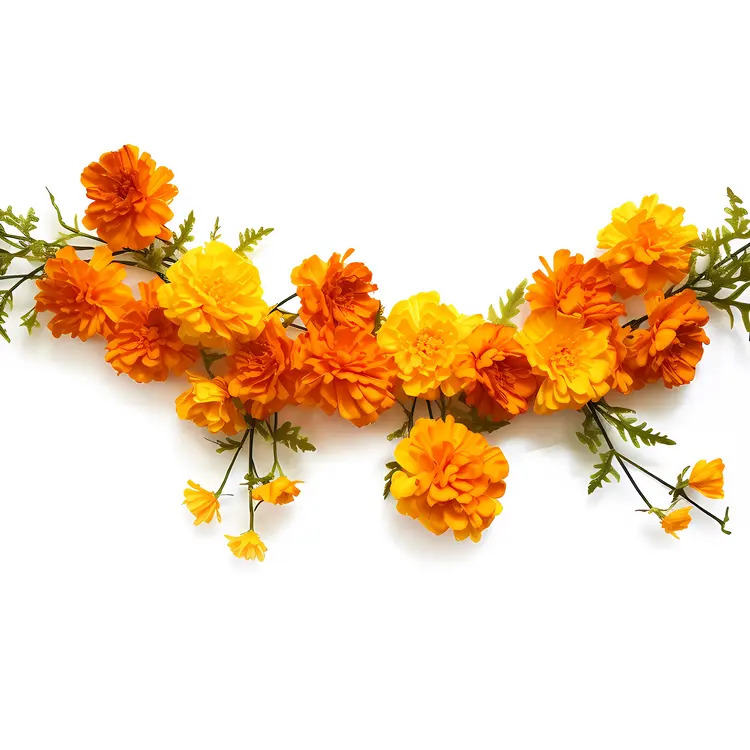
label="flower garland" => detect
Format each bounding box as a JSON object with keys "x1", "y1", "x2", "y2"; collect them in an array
[{"x1": 2, "y1": 145, "x2": 745, "y2": 560}]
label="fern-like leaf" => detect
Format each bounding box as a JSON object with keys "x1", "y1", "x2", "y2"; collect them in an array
[
  {"x1": 588, "y1": 450, "x2": 620, "y2": 494},
  {"x1": 488, "y1": 279, "x2": 527, "y2": 328}
]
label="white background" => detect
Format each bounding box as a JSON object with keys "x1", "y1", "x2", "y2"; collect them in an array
[{"x1": 1, "y1": 2, "x2": 749, "y2": 748}]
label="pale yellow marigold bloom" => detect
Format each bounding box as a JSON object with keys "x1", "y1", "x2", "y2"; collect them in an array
[
  {"x1": 176, "y1": 372, "x2": 246, "y2": 435},
  {"x1": 225, "y1": 530, "x2": 267, "y2": 561},
  {"x1": 689, "y1": 459, "x2": 725, "y2": 499},
  {"x1": 183, "y1": 481, "x2": 221, "y2": 525},
  {"x1": 252, "y1": 477, "x2": 302, "y2": 506},
  {"x1": 661, "y1": 507, "x2": 692, "y2": 539},
  {"x1": 597, "y1": 195, "x2": 698, "y2": 297},
  {"x1": 517, "y1": 309, "x2": 614, "y2": 414},
  {"x1": 377, "y1": 291, "x2": 482, "y2": 399},
  {"x1": 157, "y1": 241, "x2": 268, "y2": 349}
]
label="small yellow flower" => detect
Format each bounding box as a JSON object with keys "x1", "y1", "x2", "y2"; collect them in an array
[
  {"x1": 157, "y1": 241, "x2": 268, "y2": 349},
  {"x1": 661, "y1": 507, "x2": 692, "y2": 539},
  {"x1": 176, "y1": 372, "x2": 246, "y2": 435},
  {"x1": 225, "y1": 530, "x2": 267, "y2": 561},
  {"x1": 252, "y1": 477, "x2": 302, "y2": 505},
  {"x1": 183, "y1": 481, "x2": 221, "y2": 525},
  {"x1": 689, "y1": 459, "x2": 725, "y2": 499}
]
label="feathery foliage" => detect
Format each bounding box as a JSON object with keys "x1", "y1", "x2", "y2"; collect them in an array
[
  {"x1": 488, "y1": 279, "x2": 527, "y2": 328},
  {"x1": 236, "y1": 227, "x2": 274, "y2": 257},
  {"x1": 588, "y1": 450, "x2": 620, "y2": 494}
]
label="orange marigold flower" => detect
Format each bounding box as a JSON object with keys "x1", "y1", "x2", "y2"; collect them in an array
[
  {"x1": 689, "y1": 459, "x2": 725, "y2": 499},
  {"x1": 623, "y1": 289, "x2": 709, "y2": 389},
  {"x1": 225, "y1": 530, "x2": 267, "y2": 561},
  {"x1": 104, "y1": 278, "x2": 198, "y2": 383},
  {"x1": 225, "y1": 314, "x2": 296, "y2": 419},
  {"x1": 517, "y1": 309, "x2": 614, "y2": 414},
  {"x1": 291, "y1": 248, "x2": 379, "y2": 330},
  {"x1": 377, "y1": 291, "x2": 482, "y2": 399},
  {"x1": 34, "y1": 245, "x2": 133, "y2": 341},
  {"x1": 183, "y1": 481, "x2": 221, "y2": 525},
  {"x1": 291, "y1": 323, "x2": 396, "y2": 427},
  {"x1": 453, "y1": 323, "x2": 538, "y2": 422},
  {"x1": 176, "y1": 372, "x2": 246, "y2": 435},
  {"x1": 252, "y1": 477, "x2": 302, "y2": 506},
  {"x1": 526, "y1": 249, "x2": 625, "y2": 325},
  {"x1": 661, "y1": 507, "x2": 692, "y2": 539},
  {"x1": 158, "y1": 241, "x2": 268, "y2": 349},
  {"x1": 598, "y1": 195, "x2": 698, "y2": 297},
  {"x1": 81, "y1": 144, "x2": 177, "y2": 251},
  {"x1": 390, "y1": 416, "x2": 508, "y2": 542}
]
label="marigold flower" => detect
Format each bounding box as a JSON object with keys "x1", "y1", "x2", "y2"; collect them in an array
[
  {"x1": 661, "y1": 507, "x2": 692, "y2": 539},
  {"x1": 598, "y1": 195, "x2": 698, "y2": 297},
  {"x1": 526, "y1": 249, "x2": 625, "y2": 325},
  {"x1": 176, "y1": 372, "x2": 246, "y2": 435},
  {"x1": 608, "y1": 323, "x2": 641, "y2": 395},
  {"x1": 623, "y1": 290, "x2": 709, "y2": 389},
  {"x1": 453, "y1": 323, "x2": 538, "y2": 422},
  {"x1": 225, "y1": 530, "x2": 267, "y2": 561},
  {"x1": 291, "y1": 248, "x2": 379, "y2": 330},
  {"x1": 104, "y1": 278, "x2": 198, "y2": 383},
  {"x1": 225, "y1": 314, "x2": 296, "y2": 419},
  {"x1": 252, "y1": 477, "x2": 302, "y2": 506},
  {"x1": 81, "y1": 144, "x2": 177, "y2": 251},
  {"x1": 291, "y1": 323, "x2": 396, "y2": 427},
  {"x1": 517, "y1": 310, "x2": 614, "y2": 414},
  {"x1": 689, "y1": 459, "x2": 725, "y2": 499},
  {"x1": 34, "y1": 245, "x2": 133, "y2": 341},
  {"x1": 377, "y1": 291, "x2": 482, "y2": 399},
  {"x1": 158, "y1": 241, "x2": 268, "y2": 349},
  {"x1": 390, "y1": 416, "x2": 508, "y2": 542},
  {"x1": 183, "y1": 481, "x2": 221, "y2": 525}
]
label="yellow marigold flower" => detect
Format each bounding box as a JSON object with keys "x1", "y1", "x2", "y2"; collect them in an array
[
  {"x1": 661, "y1": 507, "x2": 692, "y2": 539},
  {"x1": 105, "y1": 278, "x2": 198, "y2": 383},
  {"x1": 81, "y1": 144, "x2": 177, "y2": 251},
  {"x1": 183, "y1": 481, "x2": 221, "y2": 525},
  {"x1": 526, "y1": 249, "x2": 625, "y2": 325},
  {"x1": 291, "y1": 248, "x2": 380, "y2": 330},
  {"x1": 225, "y1": 314, "x2": 297, "y2": 419},
  {"x1": 377, "y1": 291, "x2": 482, "y2": 398},
  {"x1": 225, "y1": 530, "x2": 267, "y2": 561},
  {"x1": 598, "y1": 195, "x2": 698, "y2": 297},
  {"x1": 157, "y1": 241, "x2": 268, "y2": 349},
  {"x1": 291, "y1": 323, "x2": 396, "y2": 427},
  {"x1": 34, "y1": 245, "x2": 133, "y2": 341},
  {"x1": 453, "y1": 322, "x2": 538, "y2": 422},
  {"x1": 390, "y1": 416, "x2": 508, "y2": 542},
  {"x1": 517, "y1": 309, "x2": 614, "y2": 414},
  {"x1": 252, "y1": 477, "x2": 302, "y2": 506},
  {"x1": 623, "y1": 289, "x2": 709, "y2": 390},
  {"x1": 176, "y1": 372, "x2": 246, "y2": 435},
  {"x1": 689, "y1": 459, "x2": 725, "y2": 499}
]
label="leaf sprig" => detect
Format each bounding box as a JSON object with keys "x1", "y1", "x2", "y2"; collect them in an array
[{"x1": 488, "y1": 279, "x2": 527, "y2": 328}]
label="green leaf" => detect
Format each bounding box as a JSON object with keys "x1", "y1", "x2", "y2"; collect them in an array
[
  {"x1": 0, "y1": 205, "x2": 39, "y2": 238},
  {"x1": 210, "y1": 217, "x2": 222, "y2": 242},
  {"x1": 596, "y1": 402, "x2": 675, "y2": 448},
  {"x1": 242, "y1": 471, "x2": 275, "y2": 489},
  {"x1": 200, "y1": 349, "x2": 226, "y2": 375},
  {"x1": 692, "y1": 188, "x2": 750, "y2": 260},
  {"x1": 488, "y1": 279, "x2": 527, "y2": 328},
  {"x1": 133, "y1": 240, "x2": 168, "y2": 275},
  {"x1": 576, "y1": 409, "x2": 602, "y2": 454},
  {"x1": 383, "y1": 461, "x2": 400, "y2": 499},
  {"x1": 206, "y1": 436, "x2": 244, "y2": 454},
  {"x1": 0, "y1": 251, "x2": 11, "y2": 276},
  {"x1": 372, "y1": 303, "x2": 385, "y2": 335},
  {"x1": 446, "y1": 399, "x2": 508, "y2": 434},
  {"x1": 165, "y1": 211, "x2": 196, "y2": 257},
  {"x1": 236, "y1": 227, "x2": 274, "y2": 256},
  {"x1": 0, "y1": 290, "x2": 13, "y2": 343},
  {"x1": 19, "y1": 307, "x2": 40, "y2": 335},
  {"x1": 272, "y1": 420, "x2": 316, "y2": 453},
  {"x1": 588, "y1": 450, "x2": 621, "y2": 494},
  {"x1": 386, "y1": 419, "x2": 410, "y2": 441},
  {"x1": 254, "y1": 420, "x2": 273, "y2": 443}
]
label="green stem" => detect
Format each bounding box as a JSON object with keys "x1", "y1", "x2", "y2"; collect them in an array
[
  {"x1": 408, "y1": 397, "x2": 417, "y2": 429},
  {"x1": 426, "y1": 400, "x2": 434, "y2": 419},
  {"x1": 215, "y1": 429, "x2": 250, "y2": 496},
  {"x1": 248, "y1": 422, "x2": 256, "y2": 530},
  {"x1": 269, "y1": 293, "x2": 297, "y2": 314}
]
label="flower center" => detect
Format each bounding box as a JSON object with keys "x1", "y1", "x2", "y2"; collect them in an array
[
  {"x1": 413, "y1": 328, "x2": 443, "y2": 357},
  {"x1": 551, "y1": 345, "x2": 577, "y2": 372}
]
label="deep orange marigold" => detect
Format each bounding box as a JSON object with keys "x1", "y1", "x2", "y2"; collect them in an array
[
  {"x1": 291, "y1": 248, "x2": 380, "y2": 330},
  {"x1": 453, "y1": 323, "x2": 537, "y2": 422},
  {"x1": 104, "y1": 278, "x2": 198, "y2": 383},
  {"x1": 598, "y1": 195, "x2": 698, "y2": 297},
  {"x1": 622, "y1": 289, "x2": 709, "y2": 389},
  {"x1": 176, "y1": 372, "x2": 246, "y2": 435},
  {"x1": 526, "y1": 249, "x2": 625, "y2": 325},
  {"x1": 390, "y1": 416, "x2": 508, "y2": 542},
  {"x1": 81, "y1": 144, "x2": 177, "y2": 251},
  {"x1": 291, "y1": 323, "x2": 396, "y2": 427},
  {"x1": 34, "y1": 245, "x2": 133, "y2": 341},
  {"x1": 225, "y1": 314, "x2": 296, "y2": 419}
]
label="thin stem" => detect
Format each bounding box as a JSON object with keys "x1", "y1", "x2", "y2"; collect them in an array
[
  {"x1": 439, "y1": 394, "x2": 447, "y2": 419},
  {"x1": 269, "y1": 293, "x2": 297, "y2": 314},
  {"x1": 587, "y1": 404, "x2": 653, "y2": 509},
  {"x1": 408, "y1": 397, "x2": 417, "y2": 429},
  {"x1": 426, "y1": 400, "x2": 434, "y2": 419},
  {"x1": 271, "y1": 413, "x2": 280, "y2": 472},
  {"x1": 287, "y1": 323, "x2": 306, "y2": 331},
  {"x1": 248, "y1": 423, "x2": 256, "y2": 530},
  {"x1": 215, "y1": 429, "x2": 250, "y2": 496}
]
